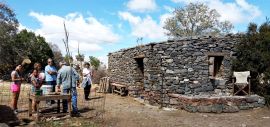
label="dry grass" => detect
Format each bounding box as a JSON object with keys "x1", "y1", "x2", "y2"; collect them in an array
[{"x1": 0, "y1": 81, "x2": 106, "y2": 126}]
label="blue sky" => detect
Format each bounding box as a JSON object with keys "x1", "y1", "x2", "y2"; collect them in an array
[{"x1": 4, "y1": 0, "x2": 270, "y2": 65}]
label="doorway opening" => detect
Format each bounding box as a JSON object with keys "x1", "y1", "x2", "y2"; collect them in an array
[
  {"x1": 135, "y1": 58, "x2": 144, "y2": 76},
  {"x1": 209, "y1": 56, "x2": 224, "y2": 78}
]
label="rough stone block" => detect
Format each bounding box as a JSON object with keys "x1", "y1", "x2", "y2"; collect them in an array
[
  {"x1": 197, "y1": 106, "x2": 212, "y2": 113},
  {"x1": 246, "y1": 95, "x2": 260, "y2": 103},
  {"x1": 222, "y1": 105, "x2": 239, "y2": 113},
  {"x1": 166, "y1": 69, "x2": 174, "y2": 74},
  {"x1": 176, "y1": 89, "x2": 185, "y2": 94},
  {"x1": 166, "y1": 59, "x2": 173, "y2": 63},
  {"x1": 194, "y1": 87, "x2": 203, "y2": 93},
  {"x1": 239, "y1": 105, "x2": 250, "y2": 110},
  {"x1": 193, "y1": 81, "x2": 199, "y2": 84},
  {"x1": 185, "y1": 105, "x2": 197, "y2": 112},
  {"x1": 190, "y1": 83, "x2": 201, "y2": 88},
  {"x1": 211, "y1": 104, "x2": 223, "y2": 113},
  {"x1": 170, "y1": 98, "x2": 179, "y2": 105}
]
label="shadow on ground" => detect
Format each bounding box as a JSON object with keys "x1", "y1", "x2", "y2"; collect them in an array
[{"x1": 0, "y1": 105, "x2": 20, "y2": 126}]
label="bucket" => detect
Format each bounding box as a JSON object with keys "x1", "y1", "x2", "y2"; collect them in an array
[
  {"x1": 41, "y1": 85, "x2": 52, "y2": 95},
  {"x1": 35, "y1": 89, "x2": 43, "y2": 96}
]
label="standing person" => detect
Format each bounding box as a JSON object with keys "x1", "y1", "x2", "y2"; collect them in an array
[
  {"x1": 34, "y1": 62, "x2": 45, "y2": 84},
  {"x1": 30, "y1": 69, "x2": 42, "y2": 112},
  {"x1": 29, "y1": 63, "x2": 45, "y2": 83},
  {"x1": 56, "y1": 61, "x2": 80, "y2": 116},
  {"x1": 45, "y1": 58, "x2": 57, "y2": 105},
  {"x1": 10, "y1": 65, "x2": 24, "y2": 114},
  {"x1": 81, "y1": 62, "x2": 92, "y2": 100}
]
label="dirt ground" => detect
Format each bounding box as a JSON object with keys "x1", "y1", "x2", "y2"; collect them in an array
[
  {"x1": 101, "y1": 94, "x2": 270, "y2": 127},
  {"x1": 1, "y1": 81, "x2": 270, "y2": 127}
]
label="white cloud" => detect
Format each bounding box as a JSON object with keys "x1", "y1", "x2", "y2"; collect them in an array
[
  {"x1": 97, "y1": 56, "x2": 108, "y2": 67},
  {"x1": 163, "y1": 5, "x2": 174, "y2": 12},
  {"x1": 127, "y1": 0, "x2": 157, "y2": 12},
  {"x1": 28, "y1": 11, "x2": 120, "y2": 55},
  {"x1": 160, "y1": 13, "x2": 173, "y2": 28},
  {"x1": 171, "y1": 0, "x2": 261, "y2": 24},
  {"x1": 119, "y1": 11, "x2": 168, "y2": 40},
  {"x1": 18, "y1": 24, "x2": 28, "y2": 31}
]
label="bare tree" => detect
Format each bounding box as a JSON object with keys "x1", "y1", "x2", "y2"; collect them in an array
[
  {"x1": 163, "y1": 3, "x2": 233, "y2": 38},
  {"x1": 48, "y1": 43, "x2": 63, "y2": 65}
]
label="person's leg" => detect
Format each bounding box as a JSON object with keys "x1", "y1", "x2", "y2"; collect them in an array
[
  {"x1": 62, "y1": 89, "x2": 69, "y2": 112},
  {"x1": 14, "y1": 92, "x2": 19, "y2": 110},
  {"x1": 83, "y1": 81, "x2": 88, "y2": 99},
  {"x1": 46, "y1": 81, "x2": 55, "y2": 105},
  {"x1": 51, "y1": 81, "x2": 56, "y2": 92},
  {"x1": 51, "y1": 81, "x2": 57, "y2": 104},
  {"x1": 32, "y1": 101, "x2": 36, "y2": 112},
  {"x1": 46, "y1": 81, "x2": 52, "y2": 105},
  {"x1": 84, "y1": 84, "x2": 91, "y2": 99},
  {"x1": 89, "y1": 84, "x2": 92, "y2": 98},
  {"x1": 71, "y1": 87, "x2": 79, "y2": 114},
  {"x1": 11, "y1": 92, "x2": 19, "y2": 114},
  {"x1": 11, "y1": 92, "x2": 16, "y2": 110}
]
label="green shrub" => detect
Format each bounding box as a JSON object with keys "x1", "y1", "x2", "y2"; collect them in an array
[{"x1": 232, "y1": 19, "x2": 270, "y2": 105}]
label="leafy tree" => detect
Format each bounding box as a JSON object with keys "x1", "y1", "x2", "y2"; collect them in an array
[
  {"x1": 75, "y1": 54, "x2": 84, "y2": 62},
  {"x1": 0, "y1": 3, "x2": 18, "y2": 41},
  {"x1": 232, "y1": 19, "x2": 270, "y2": 104},
  {"x1": 0, "y1": 2, "x2": 19, "y2": 78},
  {"x1": 14, "y1": 29, "x2": 54, "y2": 68},
  {"x1": 64, "y1": 54, "x2": 73, "y2": 65},
  {"x1": 164, "y1": 3, "x2": 233, "y2": 38},
  {"x1": 89, "y1": 56, "x2": 101, "y2": 70},
  {"x1": 0, "y1": 3, "x2": 55, "y2": 79}
]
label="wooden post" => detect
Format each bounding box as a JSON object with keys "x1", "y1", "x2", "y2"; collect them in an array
[
  {"x1": 57, "y1": 100, "x2": 60, "y2": 113},
  {"x1": 232, "y1": 77, "x2": 235, "y2": 96},
  {"x1": 248, "y1": 76, "x2": 251, "y2": 95}
]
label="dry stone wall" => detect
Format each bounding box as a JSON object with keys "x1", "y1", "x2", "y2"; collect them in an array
[
  {"x1": 169, "y1": 94, "x2": 265, "y2": 113},
  {"x1": 108, "y1": 35, "x2": 238, "y2": 106}
]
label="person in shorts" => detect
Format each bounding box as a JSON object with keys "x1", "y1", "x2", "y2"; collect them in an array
[
  {"x1": 10, "y1": 65, "x2": 24, "y2": 114},
  {"x1": 30, "y1": 69, "x2": 42, "y2": 112}
]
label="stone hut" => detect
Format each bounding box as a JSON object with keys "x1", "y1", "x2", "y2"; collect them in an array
[{"x1": 108, "y1": 35, "x2": 265, "y2": 113}]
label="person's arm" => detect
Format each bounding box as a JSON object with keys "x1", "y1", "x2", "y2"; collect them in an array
[
  {"x1": 46, "y1": 66, "x2": 57, "y2": 75},
  {"x1": 31, "y1": 77, "x2": 38, "y2": 87},
  {"x1": 56, "y1": 70, "x2": 62, "y2": 91},
  {"x1": 73, "y1": 68, "x2": 80, "y2": 87},
  {"x1": 50, "y1": 66, "x2": 58, "y2": 75},
  {"x1": 90, "y1": 69, "x2": 93, "y2": 78}
]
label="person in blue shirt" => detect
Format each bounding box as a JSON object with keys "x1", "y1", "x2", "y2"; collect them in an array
[
  {"x1": 57, "y1": 61, "x2": 80, "y2": 116},
  {"x1": 45, "y1": 58, "x2": 57, "y2": 105}
]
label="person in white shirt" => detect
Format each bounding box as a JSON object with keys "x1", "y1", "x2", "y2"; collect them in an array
[{"x1": 81, "y1": 62, "x2": 93, "y2": 100}]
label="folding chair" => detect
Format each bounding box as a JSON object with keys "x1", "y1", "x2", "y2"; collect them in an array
[{"x1": 232, "y1": 71, "x2": 251, "y2": 96}]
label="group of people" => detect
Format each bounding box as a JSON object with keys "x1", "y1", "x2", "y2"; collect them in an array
[{"x1": 10, "y1": 58, "x2": 93, "y2": 116}]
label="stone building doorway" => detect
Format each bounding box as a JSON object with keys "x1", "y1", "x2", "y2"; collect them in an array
[
  {"x1": 209, "y1": 56, "x2": 224, "y2": 78},
  {"x1": 135, "y1": 58, "x2": 144, "y2": 78},
  {"x1": 131, "y1": 57, "x2": 144, "y2": 97}
]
